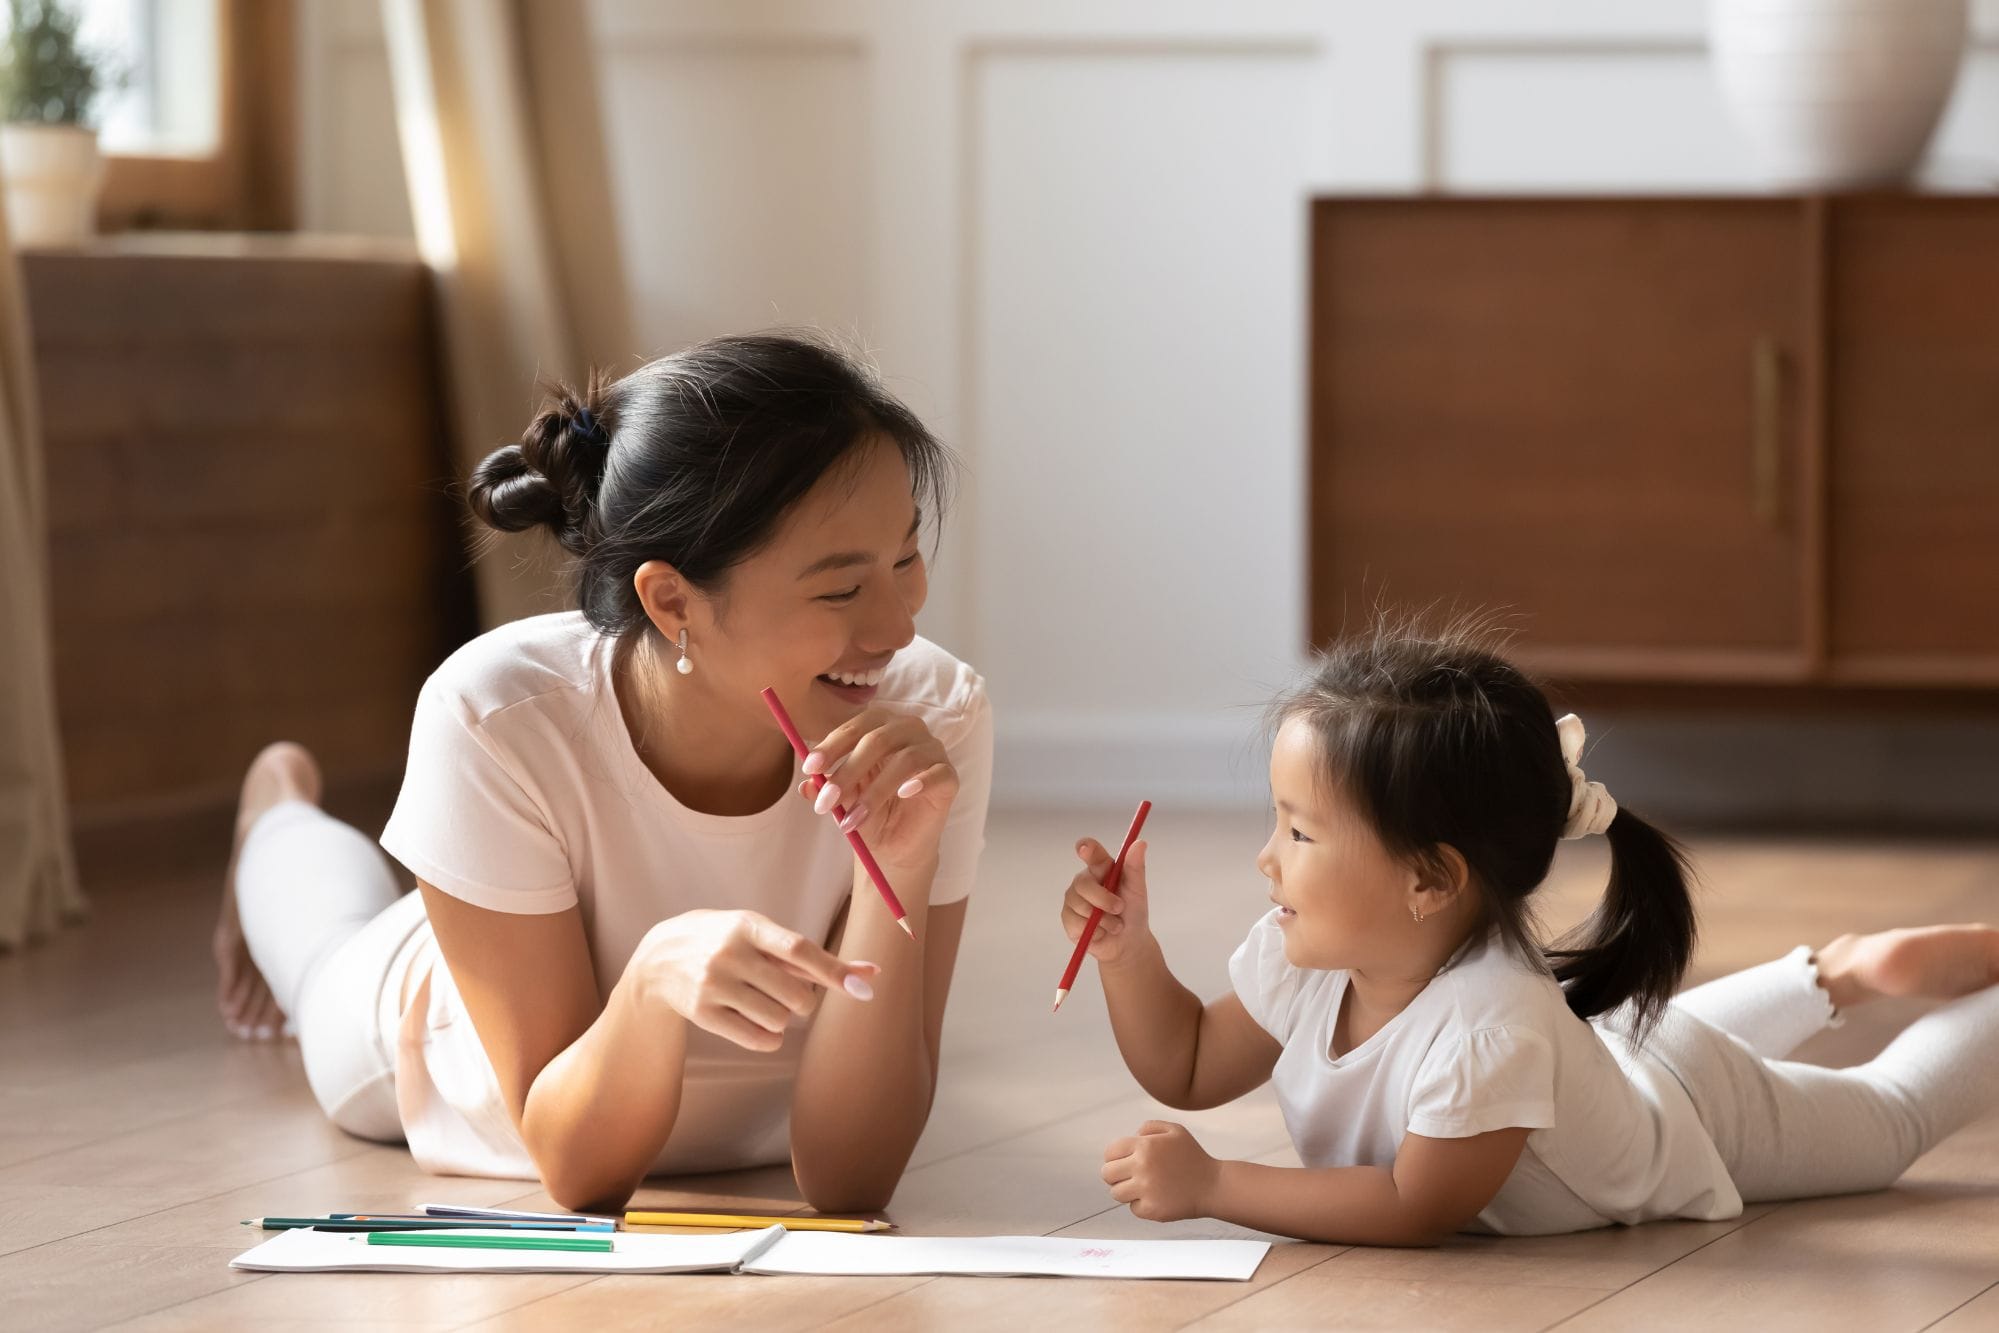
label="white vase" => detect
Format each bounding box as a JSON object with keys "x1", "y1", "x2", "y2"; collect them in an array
[
  {"x1": 0, "y1": 123, "x2": 105, "y2": 248},
  {"x1": 1710, "y1": 0, "x2": 1968, "y2": 190}
]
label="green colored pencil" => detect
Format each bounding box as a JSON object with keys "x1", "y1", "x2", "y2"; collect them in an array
[{"x1": 364, "y1": 1231, "x2": 613, "y2": 1253}]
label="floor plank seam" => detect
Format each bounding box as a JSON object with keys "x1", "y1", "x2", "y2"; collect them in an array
[
  {"x1": 0, "y1": 1137, "x2": 377, "y2": 1263},
  {"x1": 903, "y1": 1086, "x2": 1144, "y2": 1172},
  {"x1": 1167, "y1": 1247, "x2": 1350, "y2": 1331},
  {"x1": 1916, "y1": 1275, "x2": 1999, "y2": 1332},
  {"x1": 1534, "y1": 1201, "x2": 1802, "y2": 1331},
  {"x1": 434, "y1": 1275, "x2": 608, "y2": 1332}
]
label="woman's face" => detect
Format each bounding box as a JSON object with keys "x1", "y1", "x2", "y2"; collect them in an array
[
  {"x1": 687, "y1": 438, "x2": 929, "y2": 742},
  {"x1": 1254, "y1": 718, "x2": 1422, "y2": 973}
]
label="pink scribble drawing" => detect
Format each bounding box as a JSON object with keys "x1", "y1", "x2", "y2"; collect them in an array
[{"x1": 1079, "y1": 1247, "x2": 1114, "y2": 1259}]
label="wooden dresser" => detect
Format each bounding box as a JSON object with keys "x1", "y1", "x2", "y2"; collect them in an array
[
  {"x1": 25, "y1": 235, "x2": 477, "y2": 830},
  {"x1": 1308, "y1": 194, "x2": 1999, "y2": 699}
]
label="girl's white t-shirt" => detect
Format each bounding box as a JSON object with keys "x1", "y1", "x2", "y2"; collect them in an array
[
  {"x1": 377, "y1": 612, "x2": 992, "y2": 1179},
  {"x1": 1229, "y1": 911, "x2": 1742, "y2": 1235}
]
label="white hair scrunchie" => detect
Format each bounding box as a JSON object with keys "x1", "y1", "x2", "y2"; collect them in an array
[{"x1": 1555, "y1": 713, "x2": 1617, "y2": 840}]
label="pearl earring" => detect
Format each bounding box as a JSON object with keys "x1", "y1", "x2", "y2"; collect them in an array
[
  {"x1": 1410, "y1": 905, "x2": 1424, "y2": 924},
  {"x1": 674, "y1": 629, "x2": 693, "y2": 676}
]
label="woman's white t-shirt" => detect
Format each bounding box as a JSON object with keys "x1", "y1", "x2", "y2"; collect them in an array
[
  {"x1": 377, "y1": 612, "x2": 992, "y2": 1179},
  {"x1": 1229, "y1": 911, "x2": 1742, "y2": 1235}
]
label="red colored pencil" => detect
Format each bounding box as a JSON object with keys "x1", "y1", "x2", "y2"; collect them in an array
[
  {"x1": 1052, "y1": 800, "x2": 1152, "y2": 1013},
  {"x1": 760, "y1": 687, "x2": 916, "y2": 940}
]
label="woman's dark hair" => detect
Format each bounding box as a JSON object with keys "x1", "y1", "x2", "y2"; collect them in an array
[
  {"x1": 1272, "y1": 613, "x2": 1697, "y2": 1035},
  {"x1": 465, "y1": 331, "x2": 954, "y2": 637}
]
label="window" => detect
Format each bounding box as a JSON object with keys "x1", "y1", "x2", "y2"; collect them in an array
[
  {"x1": 78, "y1": 0, "x2": 221, "y2": 157},
  {"x1": 10, "y1": 0, "x2": 294, "y2": 230}
]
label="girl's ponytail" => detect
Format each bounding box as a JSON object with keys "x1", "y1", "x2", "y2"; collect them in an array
[
  {"x1": 1547, "y1": 808, "x2": 1697, "y2": 1035},
  {"x1": 1277, "y1": 614, "x2": 1701, "y2": 1042}
]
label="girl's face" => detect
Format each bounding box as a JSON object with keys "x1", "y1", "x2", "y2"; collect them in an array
[
  {"x1": 1255, "y1": 718, "x2": 1425, "y2": 974},
  {"x1": 676, "y1": 438, "x2": 930, "y2": 742}
]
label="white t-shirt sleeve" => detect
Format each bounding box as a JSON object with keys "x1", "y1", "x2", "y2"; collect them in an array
[
  {"x1": 379, "y1": 679, "x2": 577, "y2": 915},
  {"x1": 1228, "y1": 911, "x2": 1305, "y2": 1042},
  {"x1": 1406, "y1": 1024, "x2": 1558, "y2": 1140},
  {"x1": 925, "y1": 676, "x2": 993, "y2": 907}
]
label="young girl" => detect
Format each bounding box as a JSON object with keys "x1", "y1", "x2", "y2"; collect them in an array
[
  {"x1": 213, "y1": 332, "x2": 991, "y2": 1213},
  {"x1": 1060, "y1": 621, "x2": 1999, "y2": 1242}
]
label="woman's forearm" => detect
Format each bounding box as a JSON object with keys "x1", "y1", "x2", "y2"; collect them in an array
[
  {"x1": 519, "y1": 960, "x2": 688, "y2": 1212},
  {"x1": 790, "y1": 858, "x2": 939, "y2": 1212},
  {"x1": 1099, "y1": 939, "x2": 1209, "y2": 1107}
]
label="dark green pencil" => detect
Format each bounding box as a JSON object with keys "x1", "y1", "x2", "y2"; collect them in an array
[{"x1": 364, "y1": 1231, "x2": 613, "y2": 1253}]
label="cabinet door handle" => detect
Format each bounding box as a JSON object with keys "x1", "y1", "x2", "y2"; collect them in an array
[{"x1": 1752, "y1": 337, "x2": 1783, "y2": 530}]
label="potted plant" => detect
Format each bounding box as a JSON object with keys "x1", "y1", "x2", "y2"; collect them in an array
[{"x1": 0, "y1": 0, "x2": 109, "y2": 247}]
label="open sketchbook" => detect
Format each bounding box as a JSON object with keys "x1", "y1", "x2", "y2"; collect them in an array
[{"x1": 231, "y1": 1225, "x2": 1271, "y2": 1282}]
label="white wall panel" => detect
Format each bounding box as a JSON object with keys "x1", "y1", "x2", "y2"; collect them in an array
[
  {"x1": 969, "y1": 47, "x2": 1316, "y2": 803},
  {"x1": 596, "y1": 42, "x2": 874, "y2": 358}
]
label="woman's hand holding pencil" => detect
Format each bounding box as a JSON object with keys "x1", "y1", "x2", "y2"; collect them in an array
[{"x1": 792, "y1": 704, "x2": 959, "y2": 877}]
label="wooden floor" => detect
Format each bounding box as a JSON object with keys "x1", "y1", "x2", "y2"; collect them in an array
[{"x1": 6, "y1": 807, "x2": 1999, "y2": 1332}]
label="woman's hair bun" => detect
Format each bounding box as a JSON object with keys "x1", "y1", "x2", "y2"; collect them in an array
[{"x1": 465, "y1": 372, "x2": 614, "y2": 555}]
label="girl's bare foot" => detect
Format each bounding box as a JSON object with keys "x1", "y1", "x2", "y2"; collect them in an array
[
  {"x1": 1815, "y1": 925, "x2": 1999, "y2": 1012},
  {"x1": 215, "y1": 742, "x2": 322, "y2": 1040}
]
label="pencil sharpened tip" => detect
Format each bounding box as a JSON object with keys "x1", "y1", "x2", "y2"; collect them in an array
[
  {"x1": 1051, "y1": 988, "x2": 1069, "y2": 1013},
  {"x1": 896, "y1": 917, "x2": 916, "y2": 940}
]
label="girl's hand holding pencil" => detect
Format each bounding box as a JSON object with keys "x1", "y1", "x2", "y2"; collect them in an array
[{"x1": 1061, "y1": 835, "x2": 1154, "y2": 968}]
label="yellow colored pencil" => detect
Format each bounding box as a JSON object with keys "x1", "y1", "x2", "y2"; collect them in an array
[{"x1": 623, "y1": 1210, "x2": 893, "y2": 1234}]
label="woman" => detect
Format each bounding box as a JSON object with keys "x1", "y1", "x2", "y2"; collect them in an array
[{"x1": 210, "y1": 332, "x2": 990, "y2": 1213}]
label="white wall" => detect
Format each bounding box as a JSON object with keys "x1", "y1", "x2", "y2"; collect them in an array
[{"x1": 300, "y1": 0, "x2": 1999, "y2": 818}]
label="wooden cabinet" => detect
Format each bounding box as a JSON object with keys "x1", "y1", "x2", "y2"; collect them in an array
[
  {"x1": 26, "y1": 236, "x2": 477, "y2": 827},
  {"x1": 1308, "y1": 194, "x2": 1999, "y2": 691}
]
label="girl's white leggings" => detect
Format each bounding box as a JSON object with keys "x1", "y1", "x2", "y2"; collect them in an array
[{"x1": 1626, "y1": 945, "x2": 1999, "y2": 1201}]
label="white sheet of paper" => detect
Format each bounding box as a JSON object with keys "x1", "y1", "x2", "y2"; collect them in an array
[
  {"x1": 229, "y1": 1225, "x2": 785, "y2": 1275},
  {"x1": 229, "y1": 1226, "x2": 1270, "y2": 1282},
  {"x1": 747, "y1": 1232, "x2": 1270, "y2": 1281}
]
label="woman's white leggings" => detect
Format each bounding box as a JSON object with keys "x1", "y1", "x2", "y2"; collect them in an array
[{"x1": 235, "y1": 799, "x2": 418, "y2": 1143}]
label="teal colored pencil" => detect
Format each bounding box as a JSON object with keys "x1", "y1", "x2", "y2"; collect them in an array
[{"x1": 364, "y1": 1231, "x2": 613, "y2": 1253}]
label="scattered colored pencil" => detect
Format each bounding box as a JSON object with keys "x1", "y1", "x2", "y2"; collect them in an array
[
  {"x1": 1052, "y1": 800, "x2": 1152, "y2": 1013},
  {"x1": 760, "y1": 686, "x2": 915, "y2": 940},
  {"x1": 243, "y1": 1217, "x2": 612, "y2": 1233},
  {"x1": 421, "y1": 1203, "x2": 616, "y2": 1226},
  {"x1": 624, "y1": 1210, "x2": 893, "y2": 1233},
  {"x1": 364, "y1": 1231, "x2": 613, "y2": 1253}
]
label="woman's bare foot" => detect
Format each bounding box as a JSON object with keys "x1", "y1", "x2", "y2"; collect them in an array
[
  {"x1": 1815, "y1": 925, "x2": 1999, "y2": 1011},
  {"x1": 215, "y1": 742, "x2": 322, "y2": 1040}
]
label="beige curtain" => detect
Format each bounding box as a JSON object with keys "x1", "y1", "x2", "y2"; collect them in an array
[
  {"x1": 0, "y1": 167, "x2": 83, "y2": 950},
  {"x1": 381, "y1": 0, "x2": 636, "y2": 627}
]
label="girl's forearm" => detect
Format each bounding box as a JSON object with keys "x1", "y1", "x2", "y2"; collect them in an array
[
  {"x1": 790, "y1": 858, "x2": 939, "y2": 1212},
  {"x1": 1099, "y1": 938, "x2": 1208, "y2": 1107},
  {"x1": 1206, "y1": 1160, "x2": 1447, "y2": 1247},
  {"x1": 518, "y1": 961, "x2": 688, "y2": 1212}
]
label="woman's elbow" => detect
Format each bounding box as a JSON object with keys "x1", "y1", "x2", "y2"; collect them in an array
[
  {"x1": 792, "y1": 1156, "x2": 901, "y2": 1216},
  {"x1": 537, "y1": 1162, "x2": 638, "y2": 1216}
]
